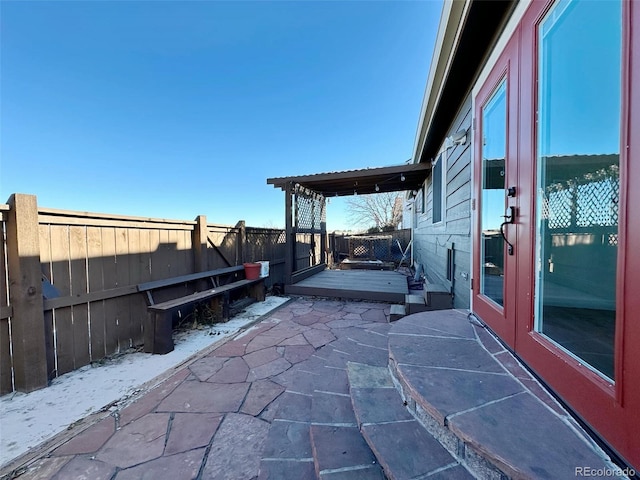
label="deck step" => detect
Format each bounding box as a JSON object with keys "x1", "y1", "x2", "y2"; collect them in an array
[
  {"x1": 347, "y1": 362, "x2": 474, "y2": 480},
  {"x1": 389, "y1": 304, "x2": 406, "y2": 322},
  {"x1": 404, "y1": 294, "x2": 429, "y2": 314},
  {"x1": 388, "y1": 311, "x2": 623, "y2": 479},
  {"x1": 423, "y1": 283, "x2": 452, "y2": 310}
]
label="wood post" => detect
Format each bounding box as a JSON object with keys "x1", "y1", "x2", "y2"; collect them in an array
[
  {"x1": 284, "y1": 183, "x2": 294, "y2": 285},
  {"x1": 193, "y1": 215, "x2": 208, "y2": 272},
  {"x1": 236, "y1": 220, "x2": 247, "y2": 264},
  {"x1": 5, "y1": 194, "x2": 48, "y2": 392}
]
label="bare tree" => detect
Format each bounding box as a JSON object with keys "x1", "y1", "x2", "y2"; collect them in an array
[{"x1": 345, "y1": 192, "x2": 403, "y2": 231}]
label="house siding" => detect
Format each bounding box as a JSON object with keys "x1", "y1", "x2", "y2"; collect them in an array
[{"x1": 414, "y1": 94, "x2": 472, "y2": 309}]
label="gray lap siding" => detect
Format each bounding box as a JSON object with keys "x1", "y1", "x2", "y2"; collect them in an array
[{"x1": 414, "y1": 93, "x2": 472, "y2": 309}]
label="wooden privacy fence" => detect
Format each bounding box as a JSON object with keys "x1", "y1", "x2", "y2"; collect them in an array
[{"x1": 0, "y1": 194, "x2": 285, "y2": 395}]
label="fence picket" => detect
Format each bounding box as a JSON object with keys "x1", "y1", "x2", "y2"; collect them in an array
[
  {"x1": 87, "y1": 226, "x2": 106, "y2": 360},
  {"x1": 69, "y1": 226, "x2": 90, "y2": 368},
  {"x1": 50, "y1": 225, "x2": 74, "y2": 375}
]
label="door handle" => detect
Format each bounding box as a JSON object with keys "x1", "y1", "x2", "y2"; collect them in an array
[{"x1": 500, "y1": 207, "x2": 515, "y2": 255}]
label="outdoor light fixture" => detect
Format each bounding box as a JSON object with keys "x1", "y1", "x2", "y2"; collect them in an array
[
  {"x1": 400, "y1": 174, "x2": 406, "y2": 182},
  {"x1": 375, "y1": 184, "x2": 380, "y2": 192},
  {"x1": 446, "y1": 128, "x2": 468, "y2": 148}
]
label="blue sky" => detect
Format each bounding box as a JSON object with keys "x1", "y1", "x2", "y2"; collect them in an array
[{"x1": 1, "y1": 1, "x2": 441, "y2": 230}]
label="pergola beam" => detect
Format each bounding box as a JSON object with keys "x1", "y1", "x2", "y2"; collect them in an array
[{"x1": 267, "y1": 162, "x2": 430, "y2": 197}]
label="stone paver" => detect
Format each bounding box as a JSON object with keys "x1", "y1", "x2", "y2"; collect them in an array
[
  {"x1": 310, "y1": 425, "x2": 377, "y2": 474},
  {"x1": 156, "y1": 380, "x2": 249, "y2": 413},
  {"x1": 449, "y1": 391, "x2": 620, "y2": 479},
  {"x1": 53, "y1": 416, "x2": 115, "y2": 456},
  {"x1": 398, "y1": 364, "x2": 524, "y2": 424},
  {"x1": 240, "y1": 379, "x2": 285, "y2": 416},
  {"x1": 247, "y1": 357, "x2": 292, "y2": 381},
  {"x1": 346, "y1": 363, "x2": 393, "y2": 389},
  {"x1": 258, "y1": 459, "x2": 316, "y2": 480},
  {"x1": 282, "y1": 344, "x2": 315, "y2": 364},
  {"x1": 118, "y1": 368, "x2": 190, "y2": 426},
  {"x1": 319, "y1": 466, "x2": 386, "y2": 479},
  {"x1": 96, "y1": 413, "x2": 169, "y2": 468},
  {"x1": 273, "y1": 392, "x2": 312, "y2": 422},
  {"x1": 243, "y1": 346, "x2": 281, "y2": 368},
  {"x1": 207, "y1": 356, "x2": 249, "y2": 383},
  {"x1": 4, "y1": 297, "x2": 626, "y2": 480},
  {"x1": 261, "y1": 419, "x2": 313, "y2": 460},
  {"x1": 115, "y1": 448, "x2": 206, "y2": 480},
  {"x1": 202, "y1": 413, "x2": 270, "y2": 480},
  {"x1": 350, "y1": 387, "x2": 413, "y2": 425},
  {"x1": 303, "y1": 329, "x2": 337, "y2": 349},
  {"x1": 311, "y1": 391, "x2": 357, "y2": 425},
  {"x1": 52, "y1": 456, "x2": 115, "y2": 480},
  {"x1": 365, "y1": 421, "x2": 467, "y2": 479},
  {"x1": 188, "y1": 355, "x2": 227, "y2": 381},
  {"x1": 164, "y1": 413, "x2": 222, "y2": 455}
]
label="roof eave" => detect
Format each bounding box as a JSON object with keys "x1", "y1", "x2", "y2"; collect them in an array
[{"x1": 412, "y1": 0, "x2": 516, "y2": 164}]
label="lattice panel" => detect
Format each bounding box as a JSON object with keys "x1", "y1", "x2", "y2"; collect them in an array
[
  {"x1": 294, "y1": 185, "x2": 325, "y2": 231},
  {"x1": 544, "y1": 167, "x2": 619, "y2": 230},
  {"x1": 349, "y1": 236, "x2": 393, "y2": 261}
]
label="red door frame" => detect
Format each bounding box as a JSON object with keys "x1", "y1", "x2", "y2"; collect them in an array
[
  {"x1": 472, "y1": 33, "x2": 520, "y2": 349},
  {"x1": 473, "y1": 0, "x2": 640, "y2": 468}
]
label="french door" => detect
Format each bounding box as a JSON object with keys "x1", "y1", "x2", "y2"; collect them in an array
[
  {"x1": 473, "y1": 0, "x2": 640, "y2": 468},
  {"x1": 473, "y1": 36, "x2": 519, "y2": 349}
]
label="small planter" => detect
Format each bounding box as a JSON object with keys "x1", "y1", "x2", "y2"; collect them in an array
[{"x1": 243, "y1": 262, "x2": 261, "y2": 280}]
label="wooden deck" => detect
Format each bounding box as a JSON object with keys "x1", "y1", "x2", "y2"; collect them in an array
[{"x1": 285, "y1": 269, "x2": 409, "y2": 303}]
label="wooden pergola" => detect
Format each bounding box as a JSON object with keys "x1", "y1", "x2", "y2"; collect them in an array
[{"x1": 267, "y1": 162, "x2": 431, "y2": 286}]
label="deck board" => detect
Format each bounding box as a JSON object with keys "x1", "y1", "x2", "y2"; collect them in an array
[{"x1": 285, "y1": 269, "x2": 408, "y2": 303}]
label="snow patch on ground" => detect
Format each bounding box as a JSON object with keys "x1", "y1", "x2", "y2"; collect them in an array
[{"x1": 0, "y1": 296, "x2": 289, "y2": 468}]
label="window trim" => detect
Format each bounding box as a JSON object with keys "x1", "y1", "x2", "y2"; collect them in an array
[{"x1": 432, "y1": 151, "x2": 446, "y2": 224}]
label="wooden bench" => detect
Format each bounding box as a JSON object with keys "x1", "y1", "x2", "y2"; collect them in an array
[{"x1": 137, "y1": 265, "x2": 266, "y2": 354}]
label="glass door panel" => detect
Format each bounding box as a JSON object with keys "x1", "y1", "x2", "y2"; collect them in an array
[
  {"x1": 480, "y1": 80, "x2": 507, "y2": 306},
  {"x1": 534, "y1": 0, "x2": 622, "y2": 381}
]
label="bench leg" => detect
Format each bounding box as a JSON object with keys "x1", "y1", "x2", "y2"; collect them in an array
[
  {"x1": 209, "y1": 294, "x2": 231, "y2": 322},
  {"x1": 248, "y1": 280, "x2": 266, "y2": 302},
  {"x1": 222, "y1": 292, "x2": 231, "y2": 321},
  {"x1": 209, "y1": 296, "x2": 224, "y2": 323},
  {"x1": 143, "y1": 310, "x2": 174, "y2": 354}
]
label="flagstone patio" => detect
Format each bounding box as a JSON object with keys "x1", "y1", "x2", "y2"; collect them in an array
[{"x1": 1, "y1": 297, "x2": 626, "y2": 480}]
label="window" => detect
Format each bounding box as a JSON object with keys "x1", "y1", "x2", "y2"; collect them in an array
[
  {"x1": 533, "y1": 0, "x2": 622, "y2": 381},
  {"x1": 432, "y1": 153, "x2": 444, "y2": 223}
]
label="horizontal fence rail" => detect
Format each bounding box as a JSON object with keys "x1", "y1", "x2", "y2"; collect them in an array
[{"x1": 0, "y1": 193, "x2": 286, "y2": 395}]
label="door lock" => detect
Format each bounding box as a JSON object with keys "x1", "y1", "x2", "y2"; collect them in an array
[{"x1": 504, "y1": 206, "x2": 516, "y2": 224}]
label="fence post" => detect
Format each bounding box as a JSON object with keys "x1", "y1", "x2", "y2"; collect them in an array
[
  {"x1": 5, "y1": 194, "x2": 48, "y2": 392},
  {"x1": 284, "y1": 183, "x2": 293, "y2": 284},
  {"x1": 193, "y1": 215, "x2": 208, "y2": 272},
  {"x1": 236, "y1": 220, "x2": 247, "y2": 264}
]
